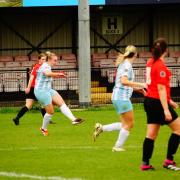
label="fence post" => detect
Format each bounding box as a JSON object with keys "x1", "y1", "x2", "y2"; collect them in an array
[
  {"x1": 26, "y1": 68, "x2": 29, "y2": 86},
  {"x1": 78, "y1": 0, "x2": 91, "y2": 107}
]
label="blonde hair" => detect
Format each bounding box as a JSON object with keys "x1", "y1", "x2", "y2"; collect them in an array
[
  {"x1": 115, "y1": 53, "x2": 124, "y2": 67},
  {"x1": 115, "y1": 45, "x2": 137, "y2": 67},
  {"x1": 38, "y1": 53, "x2": 46, "y2": 60},
  {"x1": 45, "y1": 51, "x2": 57, "y2": 61}
]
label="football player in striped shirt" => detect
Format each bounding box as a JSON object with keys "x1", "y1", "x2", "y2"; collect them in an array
[
  {"x1": 34, "y1": 51, "x2": 83, "y2": 136},
  {"x1": 93, "y1": 45, "x2": 146, "y2": 151}
]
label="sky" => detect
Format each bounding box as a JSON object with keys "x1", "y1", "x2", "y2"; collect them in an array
[{"x1": 23, "y1": 0, "x2": 105, "y2": 7}]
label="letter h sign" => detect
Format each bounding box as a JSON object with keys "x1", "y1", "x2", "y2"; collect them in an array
[{"x1": 102, "y1": 16, "x2": 123, "y2": 35}]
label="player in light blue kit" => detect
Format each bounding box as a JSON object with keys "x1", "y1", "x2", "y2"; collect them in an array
[
  {"x1": 34, "y1": 51, "x2": 83, "y2": 136},
  {"x1": 93, "y1": 46, "x2": 146, "y2": 151}
]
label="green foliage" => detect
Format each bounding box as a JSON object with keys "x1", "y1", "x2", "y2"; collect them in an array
[
  {"x1": 0, "y1": 0, "x2": 22, "y2": 7},
  {"x1": 0, "y1": 107, "x2": 19, "y2": 113},
  {"x1": 0, "y1": 108, "x2": 179, "y2": 179}
]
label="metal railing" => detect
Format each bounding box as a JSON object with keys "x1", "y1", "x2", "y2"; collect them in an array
[{"x1": 0, "y1": 65, "x2": 180, "y2": 106}]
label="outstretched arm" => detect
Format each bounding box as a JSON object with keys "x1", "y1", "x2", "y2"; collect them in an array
[
  {"x1": 133, "y1": 87, "x2": 147, "y2": 96},
  {"x1": 43, "y1": 71, "x2": 66, "y2": 78},
  {"x1": 120, "y1": 76, "x2": 146, "y2": 88}
]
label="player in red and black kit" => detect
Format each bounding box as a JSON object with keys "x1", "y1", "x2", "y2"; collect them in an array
[
  {"x1": 13, "y1": 53, "x2": 47, "y2": 125},
  {"x1": 141, "y1": 38, "x2": 180, "y2": 171}
]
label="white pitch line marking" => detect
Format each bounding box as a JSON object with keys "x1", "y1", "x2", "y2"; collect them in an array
[
  {"x1": 0, "y1": 146, "x2": 100, "y2": 151},
  {"x1": 0, "y1": 144, "x2": 172, "y2": 152},
  {"x1": 0, "y1": 171, "x2": 82, "y2": 180},
  {"x1": 0, "y1": 145, "x2": 150, "y2": 152}
]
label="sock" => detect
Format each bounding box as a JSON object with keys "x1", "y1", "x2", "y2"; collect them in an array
[
  {"x1": 60, "y1": 104, "x2": 76, "y2": 121},
  {"x1": 41, "y1": 108, "x2": 46, "y2": 117},
  {"x1": 167, "y1": 133, "x2": 180, "y2": 161},
  {"x1": 42, "y1": 113, "x2": 52, "y2": 130},
  {"x1": 115, "y1": 128, "x2": 129, "y2": 148},
  {"x1": 16, "y1": 106, "x2": 29, "y2": 119},
  {"x1": 142, "y1": 138, "x2": 154, "y2": 165},
  {"x1": 102, "y1": 122, "x2": 122, "y2": 132}
]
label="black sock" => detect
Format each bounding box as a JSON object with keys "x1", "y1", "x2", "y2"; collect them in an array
[
  {"x1": 142, "y1": 138, "x2": 154, "y2": 165},
  {"x1": 41, "y1": 108, "x2": 46, "y2": 117},
  {"x1": 167, "y1": 133, "x2": 180, "y2": 161},
  {"x1": 16, "y1": 106, "x2": 29, "y2": 119}
]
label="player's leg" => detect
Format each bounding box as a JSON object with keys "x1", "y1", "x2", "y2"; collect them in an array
[
  {"x1": 13, "y1": 99, "x2": 34, "y2": 125},
  {"x1": 40, "y1": 106, "x2": 55, "y2": 124},
  {"x1": 112, "y1": 110, "x2": 133, "y2": 152},
  {"x1": 141, "y1": 97, "x2": 164, "y2": 170},
  {"x1": 93, "y1": 100, "x2": 126, "y2": 142},
  {"x1": 102, "y1": 122, "x2": 122, "y2": 132},
  {"x1": 93, "y1": 122, "x2": 122, "y2": 141},
  {"x1": 111, "y1": 100, "x2": 133, "y2": 151},
  {"x1": 40, "y1": 107, "x2": 46, "y2": 117},
  {"x1": 34, "y1": 89, "x2": 54, "y2": 135},
  {"x1": 51, "y1": 90, "x2": 83, "y2": 125},
  {"x1": 164, "y1": 117, "x2": 180, "y2": 170},
  {"x1": 40, "y1": 104, "x2": 54, "y2": 136},
  {"x1": 141, "y1": 124, "x2": 160, "y2": 170}
]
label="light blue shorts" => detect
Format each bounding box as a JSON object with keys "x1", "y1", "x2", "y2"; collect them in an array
[
  {"x1": 112, "y1": 100, "x2": 133, "y2": 114},
  {"x1": 34, "y1": 89, "x2": 58, "y2": 106}
]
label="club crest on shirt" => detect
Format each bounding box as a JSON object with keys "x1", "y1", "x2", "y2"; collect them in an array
[
  {"x1": 160, "y1": 71, "x2": 166, "y2": 77},
  {"x1": 124, "y1": 69, "x2": 128, "y2": 72}
]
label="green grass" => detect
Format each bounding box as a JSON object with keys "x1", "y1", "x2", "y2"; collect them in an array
[{"x1": 0, "y1": 106, "x2": 180, "y2": 180}]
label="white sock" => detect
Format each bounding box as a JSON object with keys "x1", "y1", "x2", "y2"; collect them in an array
[
  {"x1": 115, "y1": 128, "x2": 130, "y2": 148},
  {"x1": 60, "y1": 104, "x2": 76, "y2": 121},
  {"x1": 42, "y1": 113, "x2": 52, "y2": 130},
  {"x1": 102, "y1": 122, "x2": 122, "y2": 132}
]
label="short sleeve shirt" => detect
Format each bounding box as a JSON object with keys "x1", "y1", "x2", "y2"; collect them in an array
[
  {"x1": 35, "y1": 62, "x2": 52, "y2": 90},
  {"x1": 112, "y1": 59, "x2": 134, "y2": 100},
  {"x1": 146, "y1": 58, "x2": 171, "y2": 101},
  {"x1": 30, "y1": 63, "x2": 41, "y2": 87}
]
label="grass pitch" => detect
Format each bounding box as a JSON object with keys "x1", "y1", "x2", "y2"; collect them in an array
[{"x1": 0, "y1": 105, "x2": 179, "y2": 180}]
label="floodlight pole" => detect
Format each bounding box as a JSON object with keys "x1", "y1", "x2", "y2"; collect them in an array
[{"x1": 78, "y1": 0, "x2": 91, "y2": 107}]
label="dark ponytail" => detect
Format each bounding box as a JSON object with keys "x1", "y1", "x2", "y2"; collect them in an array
[{"x1": 152, "y1": 38, "x2": 167, "y2": 61}]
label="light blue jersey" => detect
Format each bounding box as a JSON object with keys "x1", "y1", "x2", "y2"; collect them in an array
[
  {"x1": 35, "y1": 62, "x2": 52, "y2": 90},
  {"x1": 112, "y1": 59, "x2": 134, "y2": 101},
  {"x1": 34, "y1": 62, "x2": 58, "y2": 106}
]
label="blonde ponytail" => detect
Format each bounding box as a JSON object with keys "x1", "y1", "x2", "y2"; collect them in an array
[
  {"x1": 115, "y1": 53, "x2": 125, "y2": 67},
  {"x1": 115, "y1": 45, "x2": 137, "y2": 67}
]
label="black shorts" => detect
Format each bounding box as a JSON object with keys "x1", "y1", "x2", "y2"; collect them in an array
[
  {"x1": 144, "y1": 97, "x2": 178, "y2": 125},
  {"x1": 25, "y1": 87, "x2": 37, "y2": 100}
]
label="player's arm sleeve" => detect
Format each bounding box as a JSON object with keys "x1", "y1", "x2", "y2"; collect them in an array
[
  {"x1": 27, "y1": 75, "x2": 34, "y2": 89},
  {"x1": 121, "y1": 64, "x2": 131, "y2": 78},
  {"x1": 31, "y1": 66, "x2": 37, "y2": 76},
  {"x1": 155, "y1": 65, "x2": 167, "y2": 85},
  {"x1": 43, "y1": 65, "x2": 51, "y2": 76}
]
